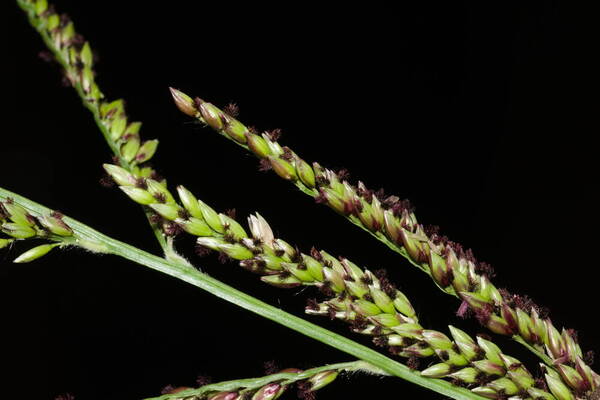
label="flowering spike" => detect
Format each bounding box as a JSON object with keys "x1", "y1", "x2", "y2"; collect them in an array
[{"x1": 170, "y1": 90, "x2": 600, "y2": 379}]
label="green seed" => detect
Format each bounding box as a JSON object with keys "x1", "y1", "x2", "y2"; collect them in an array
[
  {"x1": 220, "y1": 214, "x2": 248, "y2": 239},
  {"x1": 246, "y1": 133, "x2": 271, "y2": 158},
  {"x1": 392, "y1": 291, "x2": 416, "y2": 318},
  {"x1": 0, "y1": 238, "x2": 14, "y2": 249},
  {"x1": 268, "y1": 156, "x2": 297, "y2": 181},
  {"x1": 38, "y1": 214, "x2": 73, "y2": 236},
  {"x1": 476, "y1": 336, "x2": 504, "y2": 366},
  {"x1": 222, "y1": 116, "x2": 248, "y2": 143},
  {"x1": 422, "y1": 330, "x2": 453, "y2": 350},
  {"x1": 420, "y1": 363, "x2": 451, "y2": 378},
  {"x1": 121, "y1": 133, "x2": 140, "y2": 162},
  {"x1": 198, "y1": 199, "x2": 224, "y2": 233},
  {"x1": 2, "y1": 223, "x2": 36, "y2": 239},
  {"x1": 302, "y1": 254, "x2": 324, "y2": 282},
  {"x1": 177, "y1": 217, "x2": 212, "y2": 236},
  {"x1": 136, "y1": 139, "x2": 159, "y2": 163},
  {"x1": 368, "y1": 314, "x2": 400, "y2": 328},
  {"x1": 177, "y1": 186, "x2": 203, "y2": 219},
  {"x1": 80, "y1": 42, "x2": 93, "y2": 66},
  {"x1": 449, "y1": 367, "x2": 478, "y2": 384},
  {"x1": 280, "y1": 262, "x2": 313, "y2": 282},
  {"x1": 120, "y1": 186, "x2": 156, "y2": 205},
  {"x1": 351, "y1": 299, "x2": 382, "y2": 316},
  {"x1": 100, "y1": 99, "x2": 124, "y2": 119},
  {"x1": 47, "y1": 14, "x2": 60, "y2": 30},
  {"x1": 146, "y1": 179, "x2": 176, "y2": 204},
  {"x1": 370, "y1": 288, "x2": 395, "y2": 314},
  {"x1": 308, "y1": 370, "x2": 338, "y2": 391},
  {"x1": 13, "y1": 243, "x2": 59, "y2": 263},
  {"x1": 261, "y1": 274, "x2": 302, "y2": 289},
  {"x1": 35, "y1": 0, "x2": 48, "y2": 16},
  {"x1": 199, "y1": 101, "x2": 224, "y2": 130},
  {"x1": 296, "y1": 158, "x2": 315, "y2": 188},
  {"x1": 110, "y1": 114, "x2": 127, "y2": 140},
  {"x1": 218, "y1": 243, "x2": 253, "y2": 260},
  {"x1": 527, "y1": 387, "x2": 558, "y2": 400},
  {"x1": 149, "y1": 203, "x2": 181, "y2": 221},
  {"x1": 103, "y1": 164, "x2": 134, "y2": 186},
  {"x1": 169, "y1": 87, "x2": 197, "y2": 117},
  {"x1": 196, "y1": 237, "x2": 227, "y2": 251}
]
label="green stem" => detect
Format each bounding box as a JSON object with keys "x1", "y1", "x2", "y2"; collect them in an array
[
  {"x1": 145, "y1": 360, "x2": 376, "y2": 400},
  {"x1": 0, "y1": 186, "x2": 485, "y2": 400},
  {"x1": 16, "y1": 0, "x2": 174, "y2": 258}
]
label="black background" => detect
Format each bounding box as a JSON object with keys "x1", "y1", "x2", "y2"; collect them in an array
[{"x1": 2, "y1": 1, "x2": 598, "y2": 399}]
